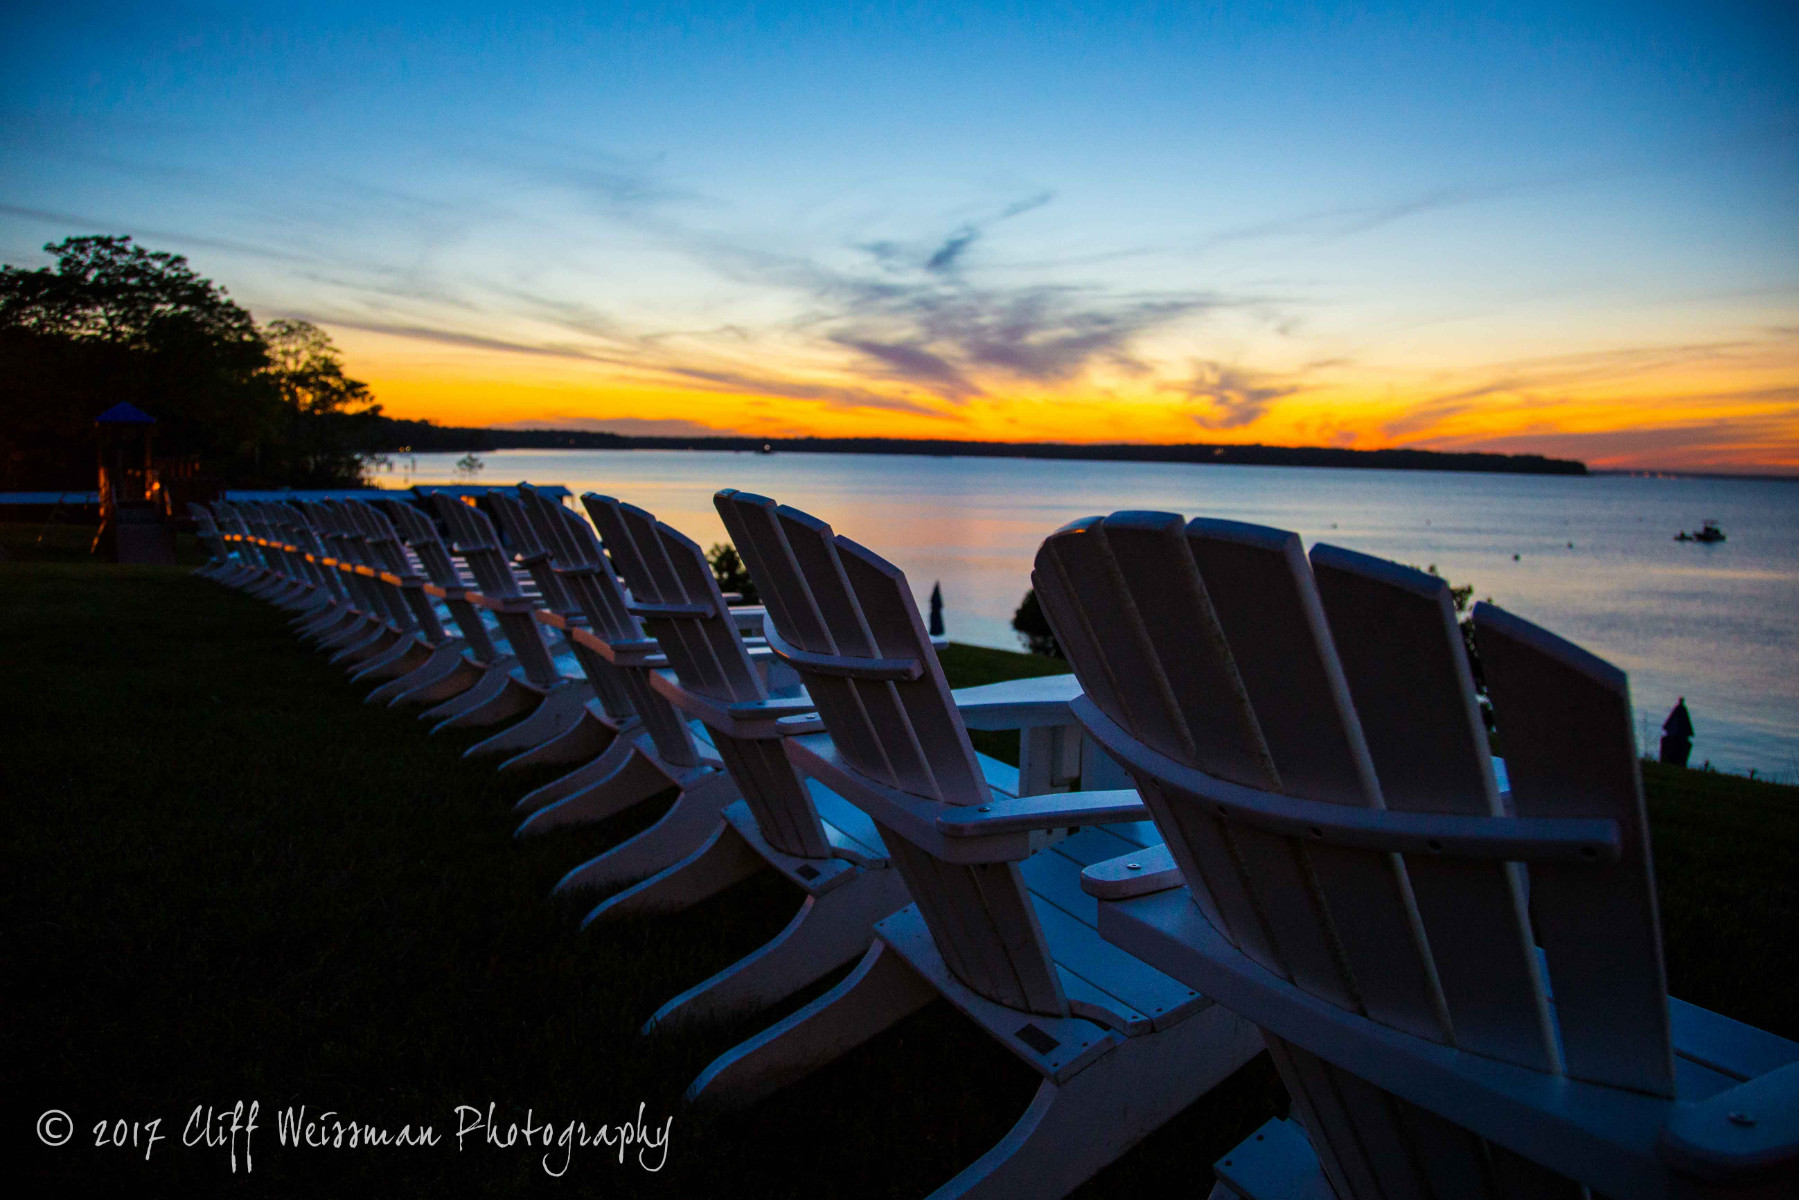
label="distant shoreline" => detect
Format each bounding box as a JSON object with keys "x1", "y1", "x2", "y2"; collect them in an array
[
  {"x1": 367, "y1": 423, "x2": 1589, "y2": 476},
  {"x1": 1593, "y1": 469, "x2": 1799, "y2": 484}
]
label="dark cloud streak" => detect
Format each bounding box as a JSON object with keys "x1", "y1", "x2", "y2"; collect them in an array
[{"x1": 1181, "y1": 361, "x2": 1301, "y2": 429}]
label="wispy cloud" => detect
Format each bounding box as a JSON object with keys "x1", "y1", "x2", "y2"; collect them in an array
[
  {"x1": 1384, "y1": 335, "x2": 1799, "y2": 440},
  {"x1": 1418, "y1": 399, "x2": 1799, "y2": 473},
  {"x1": 322, "y1": 319, "x2": 601, "y2": 360},
  {"x1": 660, "y1": 364, "x2": 952, "y2": 417},
  {"x1": 751, "y1": 194, "x2": 1231, "y2": 400},
  {"x1": 0, "y1": 203, "x2": 325, "y2": 267},
  {"x1": 1179, "y1": 360, "x2": 1303, "y2": 429},
  {"x1": 475, "y1": 136, "x2": 696, "y2": 215},
  {"x1": 1190, "y1": 186, "x2": 1517, "y2": 257}
]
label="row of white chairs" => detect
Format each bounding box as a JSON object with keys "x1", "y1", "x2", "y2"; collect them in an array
[{"x1": 189, "y1": 488, "x2": 1797, "y2": 1199}]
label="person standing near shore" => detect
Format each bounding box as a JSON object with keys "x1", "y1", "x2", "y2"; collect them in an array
[{"x1": 1661, "y1": 697, "x2": 1694, "y2": 767}]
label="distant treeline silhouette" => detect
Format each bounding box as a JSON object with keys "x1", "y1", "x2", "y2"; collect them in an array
[{"x1": 370, "y1": 419, "x2": 1587, "y2": 476}]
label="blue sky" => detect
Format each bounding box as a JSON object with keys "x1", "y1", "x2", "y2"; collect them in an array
[{"x1": 4, "y1": 1, "x2": 1796, "y2": 468}]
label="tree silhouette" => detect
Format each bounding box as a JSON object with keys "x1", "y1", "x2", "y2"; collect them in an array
[
  {"x1": 264, "y1": 319, "x2": 376, "y2": 416},
  {"x1": 707, "y1": 543, "x2": 758, "y2": 603},
  {"x1": 0, "y1": 235, "x2": 262, "y2": 348},
  {"x1": 1012, "y1": 588, "x2": 1063, "y2": 658}
]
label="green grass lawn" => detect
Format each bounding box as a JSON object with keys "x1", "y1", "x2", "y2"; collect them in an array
[{"x1": 4, "y1": 542, "x2": 1793, "y2": 1196}]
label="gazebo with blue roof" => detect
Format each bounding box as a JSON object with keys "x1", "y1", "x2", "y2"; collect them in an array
[{"x1": 94, "y1": 402, "x2": 176, "y2": 564}]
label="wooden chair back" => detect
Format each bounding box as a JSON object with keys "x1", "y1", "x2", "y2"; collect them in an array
[
  {"x1": 518, "y1": 488, "x2": 639, "y2": 642},
  {"x1": 489, "y1": 489, "x2": 577, "y2": 616},
  {"x1": 429, "y1": 493, "x2": 526, "y2": 603},
  {"x1": 716, "y1": 489, "x2": 1065, "y2": 1016},
  {"x1": 1033, "y1": 512, "x2": 1676, "y2": 1197},
  {"x1": 303, "y1": 500, "x2": 391, "y2": 617},
  {"x1": 272, "y1": 502, "x2": 345, "y2": 599},
  {"x1": 346, "y1": 500, "x2": 447, "y2": 641},
  {"x1": 188, "y1": 503, "x2": 231, "y2": 562},
  {"x1": 490, "y1": 485, "x2": 656, "y2": 733},
  {"x1": 589, "y1": 493, "x2": 832, "y2": 860},
  {"x1": 427, "y1": 492, "x2": 560, "y2": 686},
  {"x1": 376, "y1": 500, "x2": 498, "y2": 669}
]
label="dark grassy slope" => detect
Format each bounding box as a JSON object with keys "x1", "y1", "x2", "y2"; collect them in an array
[
  {"x1": 4, "y1": 556, "x2": 1792, "y2": 1196},
  {"x1": 1640, "y1": 762, "x2": 1799, "y2": 1037},
  {"x1": 1, "y1": 561, "x2": 1278, "y2": 1196}
]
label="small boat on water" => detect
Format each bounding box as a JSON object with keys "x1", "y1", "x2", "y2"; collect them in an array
[{"x1": 1675, "y1": 519, "x2": 1726, "y2": 543}]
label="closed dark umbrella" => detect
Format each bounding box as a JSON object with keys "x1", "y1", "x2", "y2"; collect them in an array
[{"x1": 1659, "y1": 697, "x2": 1693, "y2": 768}]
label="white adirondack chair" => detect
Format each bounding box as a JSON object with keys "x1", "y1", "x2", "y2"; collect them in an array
[
  {"x1": 468, "y1": 483, "x2": 646, "y2": 773},
  {"x1": 495, "y1": 484, "x2": 740, "y2": 845},
  {"x1": 353, "y1": 496, "x2": 514, "y2": 709},
  {"x1": 413, "y1": 491, "x2": 585, "y2": 747},
  {"x1": 298, "y1": 500, "x2": 418, "y2": 667},
  {"x1": 1030, "y1": 512, "x2": 1799, "y2": 1200},
  {"x1": 692, "y1": 491, "x2": 1264, "y2": 1199},
  {"x1": 432, "y1": 487, "x2": 622, "y2": 762},
  {"x1": 220, "y1": 501, "x2": 323, "y2": 609},
  {"x1": 188, "y1": 502, "x2": 255, "y2": 586},
  {"x1": 257, "y1": 502, "x2": 362, "y2": 631},
  {"x1": 495, "y1": 485, "x2": 658, "y2": 780},
  {"x1": 570, "y1": 494, "x2": 916, "y2": 1029},
  {"x1": 202, "y1": 502, "x2": 267, "y2": 587},
  {"x1": 329, "y1": 500, "x2": 460, "y2": 686}
]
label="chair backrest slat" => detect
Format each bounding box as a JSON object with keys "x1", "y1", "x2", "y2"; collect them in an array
[
  {"x1": 781, "y1": 510, "x2": 986, "y2": 804},
  {"x1": 188, "y1": 503, "x2": 231, "y2": 562},
  {"x1": 486, "y1": 491, "x2": 688, "y2": 768},
  {"x1": 287, "y1": 503, "x2": 349, "y2": 600},
  {"x1": 316, "y1": 500, "x2": 407, "y2": 626},
  {"x1": 379, "y1": 500, "x2": 499, "y2": 660},
  {"x1": 1031, "y1": 518, "x2": 1268, "y2": 957},
  {"x1": 519, "y1": 495, "x2": 635, "y2": 643},
  {"x1": 430, "y1": 494, "x2": 523, "y2": 601},
  {"x1": 719, "y1": 495, "x2": 908, "y2": 781},
  {"x1": 1310, "y1": 545, "x2": 1558, "y2": 1072},
  {"x1": 1474, "y1": 603, "x2": 1675, "y2": 1096},
  {"x1": 1271, "y1": 1033, "x2": 1572, "y2": 1200},
  {"x1": 1033, "y1": 514, "x2": 1233, "y2": 776}
]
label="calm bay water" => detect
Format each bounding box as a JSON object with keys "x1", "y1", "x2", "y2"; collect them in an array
[{"x1": 375, "y1": 450, "x2": 1799, "y2": 778}]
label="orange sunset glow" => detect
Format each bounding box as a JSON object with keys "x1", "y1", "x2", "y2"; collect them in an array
[
  {"x1": 340, "y1": 321, "x2": 1799, "y2": 474},
  {"x1": 7, "y1": 1, "x2": 1795, "y2": 474}
]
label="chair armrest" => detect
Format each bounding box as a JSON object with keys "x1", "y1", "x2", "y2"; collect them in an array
[
  {"x1": 724, "y1": 695, "x2": 819, "y2": 720},
  {"x1": 1661, "y1": 1060, "x2": 1799, "y2": 1182},
  {"x1": 934, "y1": 789, "x2": 1146, "y2": 837},
  {"x1": 951, "y1": 673, "x2": 1084, "y2": 730},
  {"x1": 1079, "y1": 844, "x2": 1183, "y2": 899},
  {"x1": 1670, "y1": 997, "x2": 1799, "y2": 1081}
]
